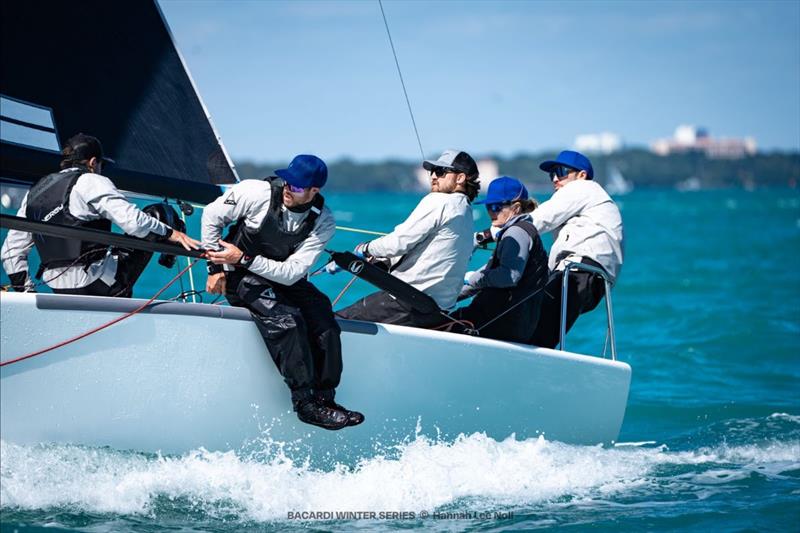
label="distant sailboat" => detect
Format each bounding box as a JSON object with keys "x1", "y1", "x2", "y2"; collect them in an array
[
  {"x1": 605, "y1": 165, "x2": 633, "y2": 196},
  {"x1": 676, "y1": 176, "x2": 702, "y2": 192}
]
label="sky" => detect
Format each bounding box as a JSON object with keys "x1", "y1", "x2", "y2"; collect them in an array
[{"x1": 158, "y1": 0, "x2": 800, "y2": 163}]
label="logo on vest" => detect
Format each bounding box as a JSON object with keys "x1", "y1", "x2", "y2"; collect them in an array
[
  {"x1": 224, "y1": 193, "x2": 237, "y2": 206},
  {"x1": 260, "y1": 287, "x2": 276, "y2": 299},
  {"x1": 42, "y1": 204, "x2": 64, "y2": 222},
  {"x1": 348, "y1": 260, "x2": 364, "y2": 274}
]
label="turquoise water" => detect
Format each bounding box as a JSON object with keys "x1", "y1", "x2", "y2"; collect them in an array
[{"x1": 1, "y1": 188, "x2": 799, "y2": 531}]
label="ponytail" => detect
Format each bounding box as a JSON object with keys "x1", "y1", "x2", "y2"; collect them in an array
[{"x1": 516, "y1": 198, "x2": 538, "y2": 213}]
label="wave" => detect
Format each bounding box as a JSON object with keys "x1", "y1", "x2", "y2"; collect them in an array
[{"x1": 2, "y1": 415, "x2": 798, "y2": 524}]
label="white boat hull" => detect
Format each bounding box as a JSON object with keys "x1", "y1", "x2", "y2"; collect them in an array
[{"x1": 0, "y1": 292, "x2": 631, "y2": 456}]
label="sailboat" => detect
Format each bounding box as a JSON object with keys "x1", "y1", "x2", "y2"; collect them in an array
[
  {"x1": 0, "y1": 0, "x2": 631, "y2": 455},
  {"x1": 605, "y1": 165, "x2": 634, "y2": 196}
]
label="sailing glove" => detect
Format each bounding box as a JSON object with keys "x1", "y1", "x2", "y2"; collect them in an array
[{"x1": 474, "y1": 229, "x2": 493, "y2": 248}]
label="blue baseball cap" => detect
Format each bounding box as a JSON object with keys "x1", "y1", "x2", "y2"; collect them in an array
[
  {"x1": 474, "y1": 176, "x2": 529, "y2": 205},
  {"x1": 538, "y1": 150, "x2": 594, "y2": 180},
  {"x1": 275, "y1": 154, "x2": 328, "y2": 188}
]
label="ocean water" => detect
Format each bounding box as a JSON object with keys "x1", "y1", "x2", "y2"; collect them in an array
[{"x1": 1, "y1": 188, "x2": 799, "y2": 532}]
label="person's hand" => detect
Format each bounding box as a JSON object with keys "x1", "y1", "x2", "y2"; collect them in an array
[
  {"x1": 464, "y1": 271, "x2": 476, "y2": 285},
  {"x1": 325, "y1": 261, "x2": 342, "y2": 275},
  {"x1": 206, "y1": 240, "x2": 243, "y2": 265},
  {"x1": 354, "y1": 242, "x2": 371, "y2": 259},
  {"x1": 474, "y1": 229, "x2": 493, "y2": 248},
  {"x1": 206, "y1": 272, "x2": 226, "y2": 294},
  {"x1": 168, "y1": 230, "x2": 201, "y2": 251}
]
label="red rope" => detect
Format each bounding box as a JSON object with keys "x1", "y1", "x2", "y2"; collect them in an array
[{"x1": 0, "y1": 261, "x2": 198, "y2": 367}]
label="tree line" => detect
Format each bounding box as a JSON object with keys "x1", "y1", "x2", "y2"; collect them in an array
[{"x1": 235, "y1": 149, "x2": 800, "y2": 192}]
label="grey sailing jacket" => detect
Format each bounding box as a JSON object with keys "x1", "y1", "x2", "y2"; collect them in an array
[{"x1": 201, "y1": 179, "x2": 335, "y2": 286}]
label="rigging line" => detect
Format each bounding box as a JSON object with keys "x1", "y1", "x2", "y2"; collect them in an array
[
  {"x1": 333, "y1": 275, "x2": 359, "y2": 306},
  {"x1": 0, "y1": 260, "x2": 199, "y2": 367},
  {"x1": 474, "y1": 284, "x2": 547, "y2": 334},
  {"x1": 378, "y1": 0, "x2": 426, "y2": 161},
  {"x1": 335, "y1": 225, "x2": 388, "y2": 237}
]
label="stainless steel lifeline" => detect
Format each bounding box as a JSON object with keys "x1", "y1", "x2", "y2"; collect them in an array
[{"x1": 559, "y1": 261, "x2": 617, "y2": 360}]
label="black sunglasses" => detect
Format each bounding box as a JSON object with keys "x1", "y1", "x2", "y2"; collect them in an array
[
  {"x1": 429, "y1": 167, "x2": 459, "y2": 178},
  {"x1": 549, "y1": 165, "x2": 577, "y2": 180},
  {"x1": 486, "y1": 202, "x2": 510, "y2": 213}
]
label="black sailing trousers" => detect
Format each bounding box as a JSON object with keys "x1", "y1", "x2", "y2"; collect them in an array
[
  {"x1": 529, "y1": 262, "x2": 606, "y2": 349},
  {"x1": 226, "y1": 271, "x2": 343, "y2": 403},
  {"x1": 337, "y1": 290, "x2": 446, "y2": 328}
]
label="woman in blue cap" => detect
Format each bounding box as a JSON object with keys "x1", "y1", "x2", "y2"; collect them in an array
[{"x1": 455, "y1": 176, "x2": 549, "y2": 343}]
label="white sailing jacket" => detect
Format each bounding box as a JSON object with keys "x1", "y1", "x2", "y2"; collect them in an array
[
  {"x1": 1, "y1": 170, "x2": 170, "y2": 290},
  {"x1": 201, "y1": 179, "x2": 335, "y2": 286},
  {"x1": 531, "y1": 180, "x2": 624, "y2": 283},
  {"x1": 366, "y1": 192, "x2": 474, "y2": 310}
]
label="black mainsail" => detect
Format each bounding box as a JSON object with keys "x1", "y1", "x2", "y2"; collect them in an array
[{"x1": 0, "y1": 0, "x2": 237, "y2": 204}]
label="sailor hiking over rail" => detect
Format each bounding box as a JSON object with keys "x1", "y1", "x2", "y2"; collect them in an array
[{"x1": 203, "y1": 154, "x2": 364, "y2": 431}]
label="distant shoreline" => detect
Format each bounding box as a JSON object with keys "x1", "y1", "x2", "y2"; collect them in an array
[{"x1": 236, "y1": 149, "x2": 800, "y2": 193}]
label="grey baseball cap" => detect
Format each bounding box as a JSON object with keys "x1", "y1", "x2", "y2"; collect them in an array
[{"x1": 423, "y1": 149, "x2": 479, "y2": 176}]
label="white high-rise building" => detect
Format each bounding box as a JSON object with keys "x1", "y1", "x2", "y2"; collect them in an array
[
  {"x1": 650, "y1": 125, "x2": 756, "y2": 159},
  {"x1": 574, "y1": 132, "x2": 623, "y2": 154}
]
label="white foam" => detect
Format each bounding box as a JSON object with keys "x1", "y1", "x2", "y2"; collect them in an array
[
  {"x1": 768, "y1": 412, "x2": 800, "y2": 424},
  {"x1": 2, "y1": 432, "x2": 798, "y2": 523}
]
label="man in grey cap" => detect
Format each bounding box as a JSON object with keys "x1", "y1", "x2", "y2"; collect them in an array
[{"x1": 334, "y1": 149, "x2": 479, "y2": 327}]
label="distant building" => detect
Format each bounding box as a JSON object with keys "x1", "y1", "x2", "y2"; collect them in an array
[
  {"x1": 574, "y1": 132, "x2": 623, "y2": 154},
  {"x1": 650, "y1": 125, "x2": 756, "y2": 159}
]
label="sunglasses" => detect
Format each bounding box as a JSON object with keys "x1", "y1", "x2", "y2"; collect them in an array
[
  {"x1": 429, "y1": 167, "x2": 458, "y2": 178},
  {"x1": 286, "y1": 184, "x2": 308, "y2": 194},
  {"x1": 549, "y1": 165, "x2": 576, "y2": 180},
  {"x1": 486, "y1": 202, "x2": 510, "y2": 213}
]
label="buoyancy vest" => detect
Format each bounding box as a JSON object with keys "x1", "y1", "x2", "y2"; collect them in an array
[
  {"x1": 228, "y1": 177, "x2": 325, "y2": 263},
  {"x1": 485, "y1": 219, "x2": 549, "y2": 307},
  {"x1": 25, "y1": 168, "x2": 111, "y2": 272}
]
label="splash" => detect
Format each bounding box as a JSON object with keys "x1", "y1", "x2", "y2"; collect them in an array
[{"x1": 2, "y1": 416, "x2": 798, "y2": 524}]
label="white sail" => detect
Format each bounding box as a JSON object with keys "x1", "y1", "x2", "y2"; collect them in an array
[{"x1": 605, "y1": 165, "x2": 633, "y2": 196}]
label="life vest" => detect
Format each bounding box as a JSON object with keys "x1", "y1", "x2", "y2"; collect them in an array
[
  {"x1": 25, "y1": 168, "x2": 111, "y2": 273},
  {"x1": 228, "y1": 177, "x2": 324, "y2": 263},
  {"x1": 485, "y1": 219, "x2": 548, "y2": 306}
]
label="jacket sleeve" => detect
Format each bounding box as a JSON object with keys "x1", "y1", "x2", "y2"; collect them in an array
[
  {"x1": 74, "y1": 174, "x2": 170, "y2": 238},
  {"x1": 245, "y1": 209, "x2": 336, "y2": 285},
  {"x1": 531, "y1": 183, "x2": 590, "y2": 234},
  {"x1": 1, "y1": 192, "x2": 35, "y2": 286},
  {"x1": 201, "y1": 180, "x2": 267, "y2": 248},
  {"x1": 366, "y1": 193, "x2": 441, "y2": 258},
  {"x1": 469, "y1": 226, "x2": 531, "y2": 290}
]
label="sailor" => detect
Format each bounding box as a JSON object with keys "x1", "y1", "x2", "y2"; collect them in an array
[
  {"x1": 456, "y1": 177, "x2": 549, "y2": 342},
  {"x1": 529, "y1": 150, "x2": 624, "y2": 348},
  {"x1": 202, "y1": 154, "x2": 363, "y2": 431},
  {"x1": 0, "y1": 133, "x2": 198, "y2": 296},
  {"x1": 335, "y1": 149, "x2": 478, "y2": 327}
]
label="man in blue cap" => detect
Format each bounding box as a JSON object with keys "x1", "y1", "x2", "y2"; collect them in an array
[
  {"x1": 529, "y1": 150, "x2": 624, "y2": 348},
  {"x1": 202, "y1": 155, "x2": 364, "y2": 431}
]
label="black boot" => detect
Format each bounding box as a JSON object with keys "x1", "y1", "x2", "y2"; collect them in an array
[
  {"x1": 293, "y1": 397, "x2": 349, "y2": 430},
  {"x1": 316, "y1": 390, "x2": 365, "y2": 427}
]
